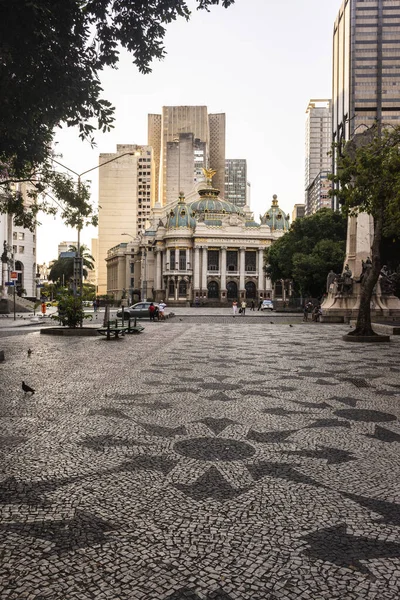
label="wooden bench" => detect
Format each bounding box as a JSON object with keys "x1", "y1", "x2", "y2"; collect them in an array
[
  {"x1": 117, "y1": 317, "x2": 145, "y2": 334},
  {"x1": 97, "y1": 320, "x2": 128, "y2": 340}
]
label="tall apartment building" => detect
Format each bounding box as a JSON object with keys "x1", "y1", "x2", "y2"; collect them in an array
[
  {"x1": 148, "y1": 106, "x2": 226, "y2": 205},
  {"x1": 225, "y1": 159, "x2": 248, "y2": 209},
  {"x1": 0, "y1": 183, "x2": 37, "y2": 298},
  {"x1": 332, "y1": 0, "x2": 400, "y2": 207},
  {"x1": 291, "y1": 204, "x2": 306, "y2": 222},
  {"x1": 97, "y1": 144, "x2": 155, "y2": 295},
  {"x1": 305, "y1": 99, "x2": 332, "y2": 215}
]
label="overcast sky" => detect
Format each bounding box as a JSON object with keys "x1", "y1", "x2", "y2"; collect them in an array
[{"x1": 38, "y1": 0, "x2": 341, "y2": 264}]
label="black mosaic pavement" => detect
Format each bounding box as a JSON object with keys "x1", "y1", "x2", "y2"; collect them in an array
[{"x1": 1, "y1": 321, "x2": 400, "y2": 599}]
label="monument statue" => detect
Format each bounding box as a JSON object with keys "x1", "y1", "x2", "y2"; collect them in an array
[
  {"x1": 379, "y1": 265, "x2": 397, "y2": 295},
  {"x1": 336, "y1": 264, "x2": 353, "y2": 295},
  {"x1": 202, "y1": 167, "x2": 217, "y2": 186},
  {"x1": 326, "y1": 269, "x2": 337, "y2": 293}
]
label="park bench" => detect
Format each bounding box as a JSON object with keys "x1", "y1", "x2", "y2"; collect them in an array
[
  {"x1": 97, "y1": 319, "x2": 128, "y2": 340},
  {"x1": 118, "y1": 316, "x2": 145, "y2": 334}
]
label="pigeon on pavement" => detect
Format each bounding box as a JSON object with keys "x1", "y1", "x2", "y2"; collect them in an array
[
  {"x1": 22, "y1": 381, "x2": 35, "y2": 395},
  {"x1": 27, "y1": 349, "x2": 32, "y2": 356}
]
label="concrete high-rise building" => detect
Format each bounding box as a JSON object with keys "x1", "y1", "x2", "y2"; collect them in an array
[
  {"x1": 166, "y1": 133, "x2": 207, "y2": 204},
  {"x1": 148, "y1": 106, "x2": 225, "y2": 205},
  {"x1": 225, "y1": 159, "x2": 248, "y2": 209},
  {"x1": 291, "y1": 204, "x2": 306, "y2": 222},
  {"x1": 332, "y1": 0, "x2": 400, "y2": 201},
  {"x1": 97, "y1": 144, "x2": 155, "y2": 295},
  {"x1": 305, "y1": 99, "x2": 332, "y2": 215}
]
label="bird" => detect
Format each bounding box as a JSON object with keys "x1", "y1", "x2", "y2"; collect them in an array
[
  {"x1": 270, "y1": 321, "x2": 273, "y2": 324},
  {"x1": 22, "y1": 381, "x2": 35, "y2": 395},
  {"x1": 179, "y1": 318, "x2": 183, "y2": 322},
  {"x1": 289, "y1": 324, "x2": 293, "y2": 328},
  {"x1": 27, "y1": 349, "x2": 32, "y2": 356}
]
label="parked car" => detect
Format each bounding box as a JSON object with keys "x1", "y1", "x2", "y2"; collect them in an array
[
  {"x1": 46, "y1": 300, "x2": 59, "y2": 307},
  {"x1": 260, "y1": 299, "x2": 274, "y2": 311},
  {"x1": 116, "y1": 302, "x2": 159, "y2": 319}
]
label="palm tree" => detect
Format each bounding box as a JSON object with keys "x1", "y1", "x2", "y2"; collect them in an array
[
  {"x1": 67, "y1": 244, "x2": 95, "y2": 278},
  {"x1": 48, "y1": 244, "x2": 95, "y2": 283}
]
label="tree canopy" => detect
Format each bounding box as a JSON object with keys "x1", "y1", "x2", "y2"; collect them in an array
[
  {"x1": 266, "y1": 208, "x2": 347, "y2": 298},
  {"x1": 48, "y1": 244, "x2": 95, "y2": 284},
  {"x1": 330, "y1": 123, "x2": 400, "y2": 336},
  {"x1": 0, "y1": 0, "x2": 234, "y2": 226}
]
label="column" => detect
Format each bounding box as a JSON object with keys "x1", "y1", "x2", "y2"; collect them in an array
[
  {"x1": 156, "y1": 250, "x2": 162, "y2": 290},
  {"x1": 194, "y1": 247, "x2": 200, "y2": 291},
  {"x1": 175, "y1": 276, "x2": 179, "y2": 301},
  {"x1": 258, "y1": 248, "x2": 265, "y2": 294},
  {"x1": 239, "y1": 247, "x2": 245, "y2": 295},
  {"x1": 201, "y1": 247, "x2": 207, "y2": 292},
  {"x1": 220, "y1": 246, "x2": 227, "y2": 291},
  {"x1": 186, "y1": 248, "x2": 190, "y2": 270},
  {"x1": 166, "y1": 248, "x2": 170, "y2": 271}
]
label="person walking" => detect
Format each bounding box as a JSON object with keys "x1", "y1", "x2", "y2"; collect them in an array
[
  {"x1": 303, "y1": 302, "x2": 310, "y2": 322},
  {"x1": 241, "y1": 300, "x2": 247, "y2": 315},
  {"x1": 251, "y1": 300, "x2": 255, "y2": 311},
  {"x1": 232, "y1": 300, "x2": 238, "y2": 316},
  {"x1": 158, "y1": 300, "x2": 167, "y2": 320},
  {"x1": 257, "y1": 295, "x2": 263, "y2": 311},
  {"x1": 149, "y1": 303, "x2": 156, "y2": 321}
]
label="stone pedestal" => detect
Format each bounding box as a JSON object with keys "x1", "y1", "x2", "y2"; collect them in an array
[{"x1": 322, "y1": 214, "x2": 400, "y2": 323}]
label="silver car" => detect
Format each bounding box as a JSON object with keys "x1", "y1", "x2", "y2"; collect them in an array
[{"x1": 116, "y1": 302, "x2": 159, "y2": 319}]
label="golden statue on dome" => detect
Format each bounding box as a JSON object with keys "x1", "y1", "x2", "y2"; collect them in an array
[{"x1": 202, "y1": 167, "x2": 217, "y2": 186}]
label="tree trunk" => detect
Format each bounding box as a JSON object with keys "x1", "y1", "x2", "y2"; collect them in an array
[{"x1": 350, "y1": 207, "x2": 383, "y2": 336}]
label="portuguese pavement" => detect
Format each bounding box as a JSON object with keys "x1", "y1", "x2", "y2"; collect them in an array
[{"x1": 1, "y1": 318, "x2": 400, "y2": 599}]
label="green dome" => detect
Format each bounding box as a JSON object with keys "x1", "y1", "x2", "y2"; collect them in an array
[
  {"x1": 189, "y1": 187, "x2": 243, "y2": 216},
  {"x1": 166, "y1": 193, "x2": 196, "y2": 230},
  {"x1": 261, "y1": 195, "x2": 290, "y2": 231}
]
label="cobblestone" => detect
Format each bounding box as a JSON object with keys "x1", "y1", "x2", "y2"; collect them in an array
[{"x1": 0, "y1": 320, "x2": 400, "y2": 598}]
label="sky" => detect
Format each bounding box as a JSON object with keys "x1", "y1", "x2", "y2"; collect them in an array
[{"x1": 37, "y1": 0, "x2": 342, "y2": 264}]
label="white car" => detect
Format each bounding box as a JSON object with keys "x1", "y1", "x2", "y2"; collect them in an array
[{"x1": 260, "y1": 300, "x2": 274, "y2": 311}]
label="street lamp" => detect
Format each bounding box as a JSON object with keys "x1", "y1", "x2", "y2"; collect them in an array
[{"x1": 51, "y1": 151, "x2": 135, "y2": 321}]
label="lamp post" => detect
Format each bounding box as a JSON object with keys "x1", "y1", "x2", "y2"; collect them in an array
[
  {"x1": 121, "y1": 233, "x2": 135, "y2": 304},
  {"x1": 52, "y1": 151, "x2": 135, "y2": 322}
]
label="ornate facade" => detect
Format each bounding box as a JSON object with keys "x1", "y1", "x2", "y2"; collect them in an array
[{"x1": 106, "y1": 176, "x2": 290, "y2": 306}]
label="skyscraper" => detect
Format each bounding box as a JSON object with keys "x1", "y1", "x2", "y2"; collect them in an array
[
  {"x1": 304, "y1": 99, "x2": 332, "y2": 215},
  {"x1": 148, "y1": 106, "x2": 225, "y2": 205},
  {"x1": 97, "y1": 144, "x2": 155, "y2": 295},
  {"x1": 225, "y1": 159, "x2": 248, "y2": 209},
  {"x1": 333, "y1": 0, "x2": 400, "y2": 153}
]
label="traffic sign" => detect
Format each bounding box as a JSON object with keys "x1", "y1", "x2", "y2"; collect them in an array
[
  {"x1": 36, "y1": 284, "x2": 44, "y2": 288},
  {"x1": 60, "y1": 251, "x2": 76, "y2": 258},
  {"x1": 5, "y1": 282, "x2": 14, "y2": 286},
  {"x1": 10, "y1": 271, "x2": 18, "y2": 280}
]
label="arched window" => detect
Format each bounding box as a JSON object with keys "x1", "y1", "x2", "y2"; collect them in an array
[
  {"x1": 245, "y1": 281, "x2": 256, "y2": 299},
  {"x1": 207, "y1": 281, "x2": 219, "y2": 299},
  {"x1": 168, "y1": 279, "x2": 175, "y2": 297},
  {"x1": 227, "y1": 280, "x2": 238, "y2": 300},
  {"x1": 178, "y1": 279, "x2": 187, "y2": 297}
]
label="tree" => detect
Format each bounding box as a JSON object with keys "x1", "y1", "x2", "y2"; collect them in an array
[
  {"x1": 48, "y1": 244, "x2": 95, "y2": 284},
  {"x1": 266, "y1": 209, "x2": 347, "y2": 298},
  {"x1": 0, "y1": 0, "x2": 234, "y2": 227},
  {"x1": 330, "y1": 124, "x2": 400, "y2": 336}
]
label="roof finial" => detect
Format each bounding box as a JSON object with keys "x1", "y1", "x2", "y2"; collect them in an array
[
  {"x1": 272, "y1": 194, "x2": 278, "y2": 206},
  {"x1": 202, "y1": 167, "x2": 217, "y2": 187}
]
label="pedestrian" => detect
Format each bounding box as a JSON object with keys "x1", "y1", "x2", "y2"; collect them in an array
[
  {"x1": 158, "y1": 300, "x2": 167, "y2": 320},
  {"x1": 251, "y1": 300, "x2": 255, "y2": 311},
  {"x1": 96, "y1": 298, "x2": 100, "y2": 310},
  {"x1": 195, "y1": 295, "x2": 200, "y2": 307},
  {"x1": 303, "y1": 303, "x2": 310, "y2": 322},
  {"x1": 241, "y1": 300, "x2": 247, "y2": 315},
  {"x1": 41, "y1": 301, "x2": 46, "y2": 316},
  {"x1": 257, "y1": 295, "x2": 263, "y2": 311},
  {"x1": 93, "y1": 300, "x2": 97, "y2": 312},
  {"x1": 149, "y1": 302, "x2": 156, "y2": 321},
  {"x1": 154, "y1": 305, "x2": 160, "y2": 321},
  {"x1": 232, "y1": 300, "x2": 238, "y2": 316}
]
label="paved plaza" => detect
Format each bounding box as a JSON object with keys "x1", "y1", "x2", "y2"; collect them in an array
[{"x1": 1, "y1": 316, "x2": 400, "y2": 599}]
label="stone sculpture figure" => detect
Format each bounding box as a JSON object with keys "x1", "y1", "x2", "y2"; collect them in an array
[
  {"x1": 337, "y1": 264, "x2": 353, "y2": 295},
  {"x1": 379, "y1": 265, "x2": 397, "y2": 295},
  {"x1": 326, "y1": 270, "x2": 337, "y2": 293}
]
